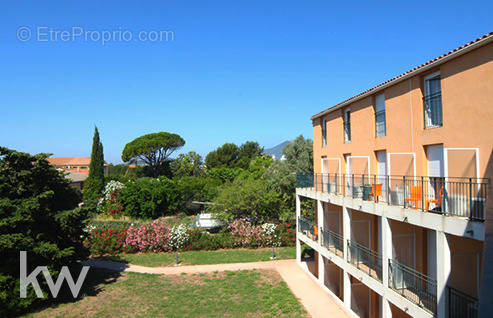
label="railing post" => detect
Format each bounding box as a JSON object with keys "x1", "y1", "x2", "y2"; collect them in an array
[
  {"x1": 469, "y1": 177, "x2": 473, "y2": 220},
  {"x1": 373, "y1": 174, "x2": 377, "y2": 202},
  {"x1": 387, "y1": 175, "x2": 390, "y2": 203},
  {"x1": 421, "y1": 176, "x2": 425, "y2": 211},
  {"x1": 403, "y1": 176, "x2": 406, "y2": 207},
  {"x1": 352, "y1": 174, "x2": 355, "y2": 198},
  {"x1": 369, "y1": 248, "x2": 372, "y2": 277}
]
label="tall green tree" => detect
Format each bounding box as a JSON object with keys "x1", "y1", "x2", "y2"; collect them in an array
[
  {"x1": 205, "y1": 143, "x2": 239, "y2": 169},
  {"x1": 237, "y1": 141, "x2": 264, "y2": 169},
  {"x1": 83, "y1": 127, "x2": 105, "y2": 201},
  {"x1": 265, "y1": 135, "x2": 313, "y2": 219},
  {"x1": 0, "y1": 148, "x2": 89, "y2": 316},
  {"x1": 170, "y1": 151, "x2": 205, "y2": 178},
  {"x1": 121, "y1": 132, "x2": 185, "y2": 177}
]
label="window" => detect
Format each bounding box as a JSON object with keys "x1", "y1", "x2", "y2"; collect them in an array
[
  {"x1": 375, "y1": 94, "x2": 386, "y2": 137},
  {"x1": 423, "y1": 72, "x2": 442, "y2": 128},
  {"x1": 322, "y1": 119, "x2": 327, "y2": 147},
  {"x1": 344, "y1": 109, "x2": 351, "y2": 143}
]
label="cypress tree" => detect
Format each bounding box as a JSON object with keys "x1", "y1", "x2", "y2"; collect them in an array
[{"x1": 83, "y1": 126, "x2": 105, "y2": 201}]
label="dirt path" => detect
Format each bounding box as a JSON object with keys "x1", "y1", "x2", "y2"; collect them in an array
[{"x1": 83, "y1": 258, "x2": 350, "y2": 318}]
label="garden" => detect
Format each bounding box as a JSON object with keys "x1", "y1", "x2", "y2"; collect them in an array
[{"x1": 0, "y1": 131, "x2": 313, "y2": 317}]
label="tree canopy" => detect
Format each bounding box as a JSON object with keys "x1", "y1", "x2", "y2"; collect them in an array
[
  {"x1": 0, "y1": 147, "x2": 88, "y2": 316},
  {"x1": 122, "y1": 132, "x2": 185, "y2": 177},
  {"x1": 170, "y1": 151, "x2": 205, "y2": 178},
  {"x1": 205, "y1": 141, "x2": 263, "y2": 169}
]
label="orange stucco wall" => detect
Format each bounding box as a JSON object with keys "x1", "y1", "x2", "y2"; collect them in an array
[{"x1": 313, "y1": 42, "x2": 493, "y2": 192}]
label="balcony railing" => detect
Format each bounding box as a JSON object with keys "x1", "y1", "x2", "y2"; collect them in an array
[
  {"x1": 297, "y1": 173, "x2": 488, "y2": 221},
  {"x1": 448, "y1": 286, "x2": 478, "y2": 318},
  {"x1": 298, "y1": 217, "x2": 318, "y2": 241},
  {"x1": 388, "y1": 259, "x2": 437, "y2": 314},
  {"x1": 347, "y1": 240, "x2": 382, "y2": 281},
  {"x1": 320, "y1": 228, "x2": 344, "y2": 257}
]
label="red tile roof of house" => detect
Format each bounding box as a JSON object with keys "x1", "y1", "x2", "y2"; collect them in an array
[
  {"x1": 48, "y1": 157, "x2": 91, "y2": 166},
  {"x1": 311, "y1": 31, "x2": 493, "y2": 120}
]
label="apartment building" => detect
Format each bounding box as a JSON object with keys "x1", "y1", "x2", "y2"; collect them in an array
[{"x1": 295, "y1": 32, "x2": 493, "y2": 318}]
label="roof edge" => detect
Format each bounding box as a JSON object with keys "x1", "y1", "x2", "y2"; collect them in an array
[{"x1": 311, "y1": 32, "x2": 493, "y2": 120}]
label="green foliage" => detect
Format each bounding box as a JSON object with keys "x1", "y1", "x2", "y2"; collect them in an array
[
  {"x1": 207, "y1": 178, "x2": 283, "y2": 224},
  {"x1": 205, "y1": 143, "x2": 239, "y2": 169},
  {"x1": 118, "y1": 177, "x2": 181, "y2": 219},
  {"x1": 0, "y1": 147, "x2": 88, "y2": 316},
  {"x1": 176, "y1": 176, "x2": 221, "y2": 214},
  {"x1": 264, "y1": 135, "x2": 313, "y2": 220},
  {"x1": 170, "y1": 151, "x2": 205, "y2": 178},
  {"x1": 205, "y1": 141, "x2": 264, "y2": 170},
  {"x1": 83, "y1": 127, "x2": 105, "y2": 202},
  {"x1": 206, "y1": 167, "x2": 244, "y2": 183},
  {"x1": 121, "y1": 132, "x2": 185, "y2": 177}
]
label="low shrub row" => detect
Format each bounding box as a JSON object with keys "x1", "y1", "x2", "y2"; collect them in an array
[{"x1": 83, "y1": 219, "x2": 296, "y2": 256}]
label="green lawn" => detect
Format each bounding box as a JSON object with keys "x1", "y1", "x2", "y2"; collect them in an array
[
  {"x1": 26, "y1": 268, "x2": 307, "y2": 317},
  {"x1": 102, "y1": 246, "x2": 296, "y2": 267}
]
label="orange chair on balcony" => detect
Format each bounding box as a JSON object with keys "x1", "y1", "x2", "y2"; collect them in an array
[
  {"x1": 405, "y1": 185, "x2": 423, "y2": 209},
  {"x1": 313, "y1": 225, "x2": 319, "y2": 240},
  {"x1": 425, "y1": 186, "x2": 444, "y2": 211},
  {"x1": 371, "y1": 184, "x2": 383, "y2": 202}
]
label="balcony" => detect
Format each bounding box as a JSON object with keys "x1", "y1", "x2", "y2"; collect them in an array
[
  {"x1": 296, "y1": 173, "x2": 488, "y2": 221},
  {"x1": 320, "y1": 228, "x2": 344, "y2": 258},
  {"x1": 388, "y1": 259, "x2": 437, "y2": 314},
  {"x1": 448, "y1": 286, "x2": 478, "y2": 318},
  {"x1": 298, "y1": 217, "x2": 318, "y2": 241},
  {"x1": 347, "y1": 240, "x2": 382, "y2": 281}
]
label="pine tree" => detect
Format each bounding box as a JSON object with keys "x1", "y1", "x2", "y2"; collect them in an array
[{"x1": 83, "y1": 126, "x2": 105, "y2": 202}]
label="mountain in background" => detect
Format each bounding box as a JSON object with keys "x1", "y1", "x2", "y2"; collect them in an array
[{"x1": 263, "y1": 140, "x2": 293, "y2": 160}]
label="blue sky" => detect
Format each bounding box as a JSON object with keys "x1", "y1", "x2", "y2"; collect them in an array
[{"x1": 1, "y1": 1, "x2": 492, "y2": 163}]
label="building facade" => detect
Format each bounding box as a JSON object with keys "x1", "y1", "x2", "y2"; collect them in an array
[{"x1": 295, "y1": 32, "x2": 493, "y2": 318}]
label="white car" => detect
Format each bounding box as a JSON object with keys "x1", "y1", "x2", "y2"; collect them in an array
[{"x1": 195, "y1": 213, "x2": 226, "y2": 230}]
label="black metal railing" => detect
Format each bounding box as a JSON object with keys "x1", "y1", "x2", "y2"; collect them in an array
[
  {"x1": 298, "y1": 217, "x2": 318, "y2": 241},
  {"x1": 423, "y1": 92, "x2": 443, "y2": 128},
  {"x1": 388, "y1": 259, "x2": 437, "y2": 314},
  {"x1": 320, "y1": 228, "x2": 344, "y2": 257},
  {"x1": 347, "y1": 240, "x2": 382, "y2": 281},
  {"x1": 297, "y1": 173, "x2": 489, "y2": 221},
  {"x1": 448, "y1": 286, "x2": 478, "y2": 318}
]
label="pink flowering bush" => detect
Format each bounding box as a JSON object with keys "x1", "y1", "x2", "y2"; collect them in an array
[
  {"x1": 227, "y1": 219, "x2": 267, "y2": 248},
  {"x1": 124, "y1": 219, "x2": 171, "y2": 252}
]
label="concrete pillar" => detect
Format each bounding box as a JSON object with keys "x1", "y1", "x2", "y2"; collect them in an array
[
  {"x1": 380, "y1": 297, "x2": 392, "y2": 318},
  {"x1": 342, "y1": 206, "x2": 351, "y2": 258},
  {"x1": 342, "y1": 205, "x2": 352, "y2": 309},
  {"x1": 343, "y1": 270, "x2": 351, "y2": 308},
  {"x1": 317, "y1": 200, "x2": 325, "y2": 284},
  {"x1": 296, "y1": 194, "x2": 301, "y2": 263},
  {"x1": 436, "y1": 231, "x2": 451, "y2": 318},
  {"x1": 381, "y1": 216, "x2": 392, "y2": 288}
]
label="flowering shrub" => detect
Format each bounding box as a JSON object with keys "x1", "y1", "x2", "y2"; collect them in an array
[
  {"x1": 124, "y1": 219, "x2": 170, "y2": 252},
  {"x1": 168, "y1": 224, "x2": 191, "y2": 250},
  {"x1": 274, "y1": 222, "x2": 296, "y2": 247},
  {"x1": 262, "y1": 223, "x2": 281, "y2": 247},
  {"x1": 97, "y1": 181, "x2": 125, "y2": 216},
  {"x1": 228, "y1": 219, "x2": 265, "y2": 248},
  {"x1": 84, "y1": 227, "x2": 127, "y2": 256}
]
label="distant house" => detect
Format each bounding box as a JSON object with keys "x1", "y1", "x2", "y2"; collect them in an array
[
  {"x1": 47, "y1": 157, "x2": 108, "y2": 175},
  {"x1": 48, "y1": 157, "x2": 108, "y2": 190}
]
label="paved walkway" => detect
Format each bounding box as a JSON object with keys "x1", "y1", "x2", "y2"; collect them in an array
[{"x1": 83, "y1": 258, "x2": 349, "y2": 318}]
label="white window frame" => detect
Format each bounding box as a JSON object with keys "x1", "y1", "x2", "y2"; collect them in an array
[
  {"x1": 322, "y1": 119, "x2": 327, "y2": 147},
  {"x1": 423, "y1": 71, "x2": 442, "y2": 129},
  {"x1": 375, "y1": 94, "x2": 386, "y2": 137},
  {"x1": 344, "y1": 109, "x2": 351, "y2": 143}
]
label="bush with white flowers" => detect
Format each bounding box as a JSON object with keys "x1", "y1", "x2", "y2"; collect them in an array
[
  {"x1": 97, "y1": 180, "x2": 126, "y2": 215},
  {"x1": 168, "y1": 224, "x2": 190, "y2": 250}
]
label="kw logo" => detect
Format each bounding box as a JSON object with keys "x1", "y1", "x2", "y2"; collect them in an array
[{"x1": 19, "y1": 251, "x2": 90, "y2": 298}]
